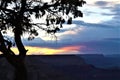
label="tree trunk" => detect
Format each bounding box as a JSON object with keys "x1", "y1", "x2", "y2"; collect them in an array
[
  {"x1": 13, "y1": 31, "x2": 27, "y2": 80},
  {"x1": 15, "y1": 66, "x2": 27, "y2": 80},
  {"x1": 14, "y1": 58, "x2": 27, "y2": 80},
  {"x1": 0, "y1": 0, "x2": 28, "y2": 79},
  {"x1": 14, "y1": 29, "x2": 27, "y2": 57},
  {"x1": 5, "y1": 55, "x2": 27, "y2": 80},
  {"x1": 4, "y1": 55, "x2": 27, "y2": 80},
  {"x1": 0, "y1": 31, "x2": 27, "y2": 80}
]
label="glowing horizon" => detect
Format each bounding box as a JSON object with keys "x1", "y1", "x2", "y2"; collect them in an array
[{"x1": 8, "y1": 46, "x2": 85, "y2": 55}]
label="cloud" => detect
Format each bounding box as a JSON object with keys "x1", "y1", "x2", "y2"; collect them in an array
[
  {"x1": 99, "y1": 4, "x2": 120, "y2": 27},
  {"x1": 23, "y1": 17, "x2": 120, "y2": 48},
  {"x1": 78, "y1": 7, "x2": 113, "y2": 23},
  {"x1": 89, "y1": 0, "x2": 120, "y2": 7},
  {"x1": 95, "y1": 1, "x2": 108, "y2": 6},
  {"x1": 80, "y1": 0, "x2": 120, "y2": 24},
  {"x1": 56, "y1": 27, "x2": 84, "y2": 39},
  {"x1": 72, "y1": 20, "x2": 119, "y2": 28},
  {"x1": 81, "y1": 39, "x2": 120, "y2": 55},
  {"x1": 93, "y1": 0, "x2": 120, "y2": 22}
]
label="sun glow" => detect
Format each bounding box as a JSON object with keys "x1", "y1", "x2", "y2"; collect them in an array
[{"x1": 10, "y1": 46, "x2": 82, "y2": 55}]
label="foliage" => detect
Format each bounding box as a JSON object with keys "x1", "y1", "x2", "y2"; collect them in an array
[
  {"x1": 0, "y1": 0, "x2": 85, "y2": 40},
  {"x1": 0, "y1": 0, "x2": 86, "y2": 56}
]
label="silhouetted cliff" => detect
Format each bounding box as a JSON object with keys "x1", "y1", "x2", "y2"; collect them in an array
[{"x1": 0, "y1": 55, "x2": 120, "y2": 80}]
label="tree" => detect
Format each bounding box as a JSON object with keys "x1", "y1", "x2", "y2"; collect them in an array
[{"x1": 0, "y1": 0, "x2": 86, "y2": 80}]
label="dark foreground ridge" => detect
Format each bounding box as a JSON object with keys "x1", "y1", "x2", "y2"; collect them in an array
[{"x1": 0, "y1": 55, "x2": 120, "y2": 80}]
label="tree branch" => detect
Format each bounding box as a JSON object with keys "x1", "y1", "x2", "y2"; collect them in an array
[
  {"x1": 26, "y1": 1, "x2": 60, "y2": 13},
  {"x1": 0, "y1": 7, "x2": 16, "y2": 14},
  {"x1": 0, "y1": 31, "x2": 15, "y2": 56}
]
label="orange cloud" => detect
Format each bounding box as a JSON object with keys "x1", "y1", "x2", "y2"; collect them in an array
[{"x1": 10, "y1": 46, "x2": 83, "y2": 55}]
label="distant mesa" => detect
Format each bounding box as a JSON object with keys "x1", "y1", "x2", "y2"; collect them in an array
[{"x1": 26, "y1": 55, "x2": 86, "y2": 66}]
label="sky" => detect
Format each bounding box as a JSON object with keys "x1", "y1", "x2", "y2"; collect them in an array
[{"x1": 3, "y1": 0, "x2": 120, "y2": 55}]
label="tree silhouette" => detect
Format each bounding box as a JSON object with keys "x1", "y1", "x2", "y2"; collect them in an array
[{"x1": 0, "y1": 0, "x2": 86, "y2": 80}]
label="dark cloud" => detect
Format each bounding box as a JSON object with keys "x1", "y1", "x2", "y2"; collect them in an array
[
  {"x1": 101, "y1": 13, "x2": 115, "y2": 16},
  {"x1": 23, "y1": 38, "x2": 60, "y2": 48},
  {"x1": 84, "y1": 11, "x2": 97, "y2": 16},
  {"x1": 111, "y1": 4, "x2": 120, "y2": 21},
  {"x1": 102, "y1": 4, "x2": 120, "y2": 27},
  {"x1": 81, "y1": 39, "x2": 120, "y2": 55},
  {"x1": 112, "y1": 4, "x2": 120, "y2": 13},
  {"x1": 23, "y1": 37, "x2": 120, "y2": 55},
  {"x1": 94, "y1": 1, "x2": 114, "y2": 10},
  {"x1": 93, "y1": 1, "x2": 120, "y2": 17},
  {"x1": 104, "y1": 38, "x2": 120, "y2": 41},
  {"x1": 72, "y1": 20, "x2": 119, "y2": 28},
  {"x1": 84, "y1": 10, "x2": 114, "y2": 17},
  {"x1": 84, "y1": 3, "x2": 120, "y2": 27},
  {"x1": 95, "y1": 1, "x2": 108, "y2": 6}
]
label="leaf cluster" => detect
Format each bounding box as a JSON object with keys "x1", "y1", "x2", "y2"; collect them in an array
[{"x1": 0, "y1": 0, "x2": 86, "y2": 40}]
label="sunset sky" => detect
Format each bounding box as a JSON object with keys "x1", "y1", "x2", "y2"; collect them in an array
[{"x1": 2, "y1": 0, "x2": 120, "y2": 55}]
